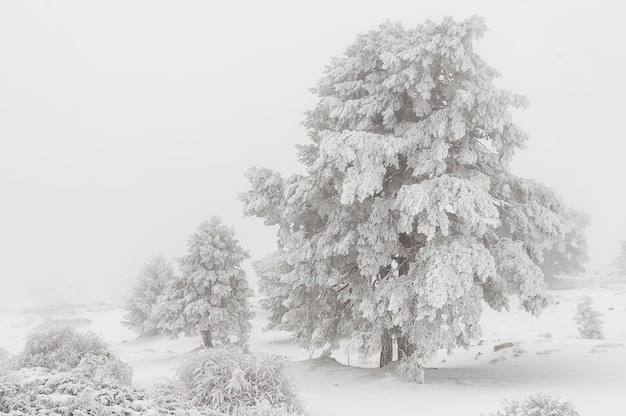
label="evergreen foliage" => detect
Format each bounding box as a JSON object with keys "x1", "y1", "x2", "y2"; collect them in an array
[
  {"x1": 154, "y1": 217, "x2": 254, "y2": 347},
  {"x1": 123, "y1": 255, "x2": 175, "y2": 336},
  {"x1": 610, "y1": 240, "x2": 626, "y2": 274},
  {"x1": 241, "y1": 16, "x2": 588, "y2": 378},
  {"x1": 574, "y1": 295, "x2": 604, "y2": 339},
  {"x1": 539, "y1": 208, "x2": 589, "y2": 287},
  {"x1": 490, "y1": 393, "x2": 579, "y2": 416}
]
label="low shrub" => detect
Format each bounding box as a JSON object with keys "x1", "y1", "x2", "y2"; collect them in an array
[
  {"x1": 15, "y1": 323, "x2": 133, "y2": 388},
  {"x1": 74, "y1": 353, "x2": 133, "y2": 386},
  {"x1": 0, "y1": 347, "x2": 11, "y2": 371},
  {"x1": 1, "y1": 325, "x2": 214, "y2": 416},
  {"x1": 18, "y1": 324, "x2": 109, "y2": 371},
  {"x1": 0, "y1": 368, "x2": 208, "y2": 416},
  {"x1": 3, "y1": 325, "x2": 304, "y2": 415},
  {"x1": 176, "y1": 347, "x2": 305, "y2": 415},
  {"x1": 490, "y1": 393, "x2": 579, "y2": 416},
  {"x1": 396, "y1": 355, "x2": 425, "y2": 383}
]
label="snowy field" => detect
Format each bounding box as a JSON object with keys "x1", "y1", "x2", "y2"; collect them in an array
[{"x1": 1, "y1": 274, "x2": 625, "y2": 416}]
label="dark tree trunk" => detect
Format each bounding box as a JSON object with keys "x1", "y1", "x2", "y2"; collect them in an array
[
  {"x1": 201, "y1": 328, "x2": 213, "y2": 347},
  {"x1": 379, "y1": 330, "x2": 393, "y2": 368},
  {"x1": 397, "y1": 336, "x2": 415, "y2": 360},
  {"x1": 396, "y1": 256, "x2": 410, "y2": 276}
]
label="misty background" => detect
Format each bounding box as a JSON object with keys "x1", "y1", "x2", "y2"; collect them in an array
[{"x1": 1, "y1": 0, "x2": 625, "y2": 309}]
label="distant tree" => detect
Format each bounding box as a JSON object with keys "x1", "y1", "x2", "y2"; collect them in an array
[
  {"x1": 241, "y1": 16, "x2": 588, "y2": 380},
  {"x1": 539, "y1": 207, "x2": 589, "y2": 287},
  {"x1": 154, "y1": 217, "x2": 253, "y2": 347},
  {"x1": 122, "y1": 255, "x2": 174, "y2": 336},
  {"x1": 574, "y1": 295, "x2": 604, "y2": 339},
  {"x1": 610, "y1": 240, "x2": 626, "y2": 274}
]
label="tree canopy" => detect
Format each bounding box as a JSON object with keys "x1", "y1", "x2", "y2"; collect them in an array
[
  {"x1": 154, "y1": 217, "x2": 253, "y2": 347},
  {"x1": 241, "y1": 16, "x2": 588, "y2": 380},
  {"x1": 123, "y1": 255, "x2": 174, "y2": 336}
]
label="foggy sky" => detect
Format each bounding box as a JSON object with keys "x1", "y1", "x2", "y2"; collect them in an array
[{"x1": 1, "y1": 0, "x2": 625, "y2": 309}]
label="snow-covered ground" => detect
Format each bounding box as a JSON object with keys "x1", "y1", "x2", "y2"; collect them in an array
[{"x1": 1, "y1": 275, "x2": 625, "y2": 415}]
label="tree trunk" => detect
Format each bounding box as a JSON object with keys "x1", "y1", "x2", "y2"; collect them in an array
[
  {"x1": 201, "y1": 328, "x2": 213, "y2": 347},
  {"x1": 379, "y1": 330, "x2": 393, "y2": 368},
  {"x1": 397, "y1": 336, "x2": 415, "y2": 360}
]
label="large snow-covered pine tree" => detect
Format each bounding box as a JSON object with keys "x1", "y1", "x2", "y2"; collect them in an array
[
  {"x1": 154, "y1": 217, "x2": 253, "y2": 347},
  {"x1": 123, "y1": 255, "x2": 174, "y2": 336},
  {"x1": 241, "y1": 17, "x2": 588, "y2": 380}
]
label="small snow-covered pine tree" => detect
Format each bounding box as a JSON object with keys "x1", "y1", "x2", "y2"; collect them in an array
[
  {"x1": 610, "y1": 240, "x2": 626, "y2": 275},
  {"x1": 123, "y1": 255, "x2": 174, "y2": 336},
  {"x1": 154, "y1": 217, "x2": 253, "y2": 347},
  {"x1": 574, "y1": 295, "x2": 604, "y2": 339},
  {"x1": 241, "y1": 17, "x2": 589, "y2": 380}
]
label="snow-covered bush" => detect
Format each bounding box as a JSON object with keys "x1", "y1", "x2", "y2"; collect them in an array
[
  {"x1": 0, "y1": 325, "x2": 219, "y2": 416},
  {"x1": 0, "y1": 347, "x2": 11, "y2": 371},
  {"x1": 490, "y1": 393, "x2": 579, "y2": 416},
  {"x1": 176, "y1": 347, "x2": 305, "y2": 415},
  {"x1": 230, "y1": 401, "x2": 306, "y2": 416},
  {"x1": 0, "y1": 368, "x2": 208, "y2": 416},
  {"x1": 574, "y1": 295, "x2": 604, "y2": 339},
  {"x1": 18, "y1": 324, "x2": 110, "y2": 371},
  {"x1": 74, "y1": 353, "x2": 132, "y2": 386},
  {"x1": 15, "y1": 323, "x2": 132, "y2": 387},
  {"x1": 396, "y1": 355, "x2": 425, "y2": 383}
]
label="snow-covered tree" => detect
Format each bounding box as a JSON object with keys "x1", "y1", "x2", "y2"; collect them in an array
[
  {"x1": 241, "y1": 17, "x2": 588, "y2": 378},
  {"x1": 123, "y1": 255, "x2": 174, "y2": 336},
  {"x1": 154, "y1": 217, "x2": 253, "y2": 347},
  {"x1": 574, "y1": 295, "x2": 604, "y2": 339},
  {"x1": 610, "y1": 240, "x2": 626, "y2": 274},
  {"x1": 537, "y1": 206, "x2": 589, "y2": 287}
]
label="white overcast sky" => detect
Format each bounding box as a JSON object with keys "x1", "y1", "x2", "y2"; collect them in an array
[{"x1": 1, "y1": 0, "x2": 625, "y2": 308}]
